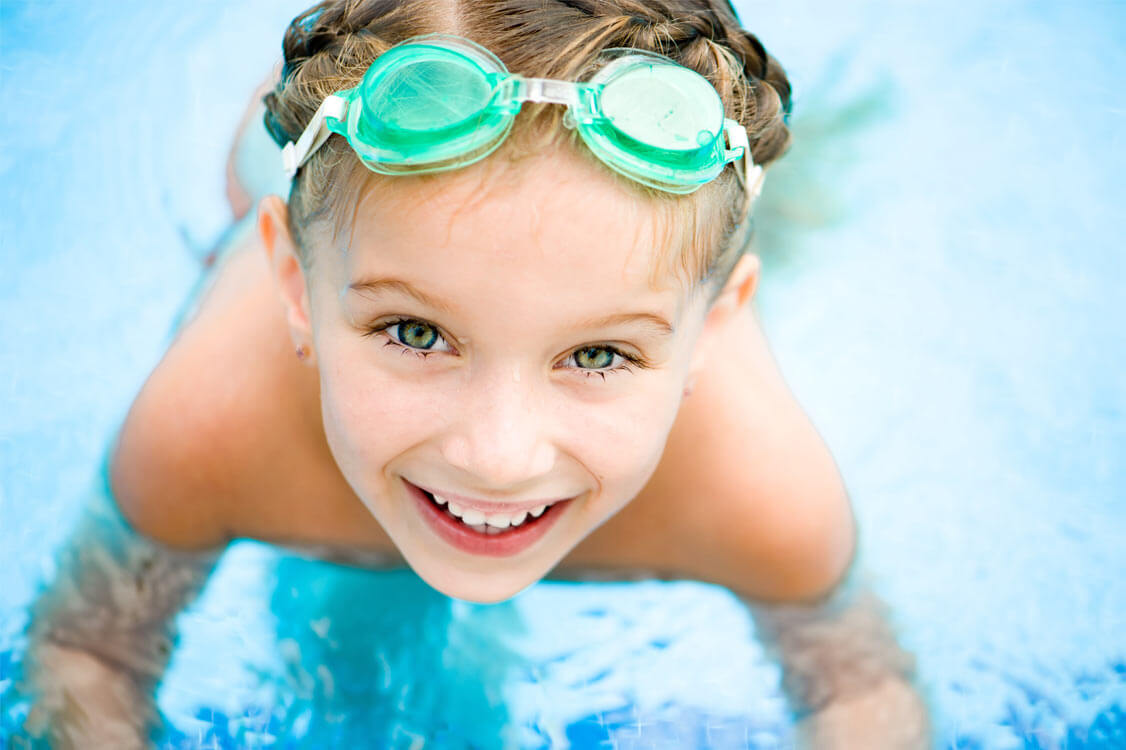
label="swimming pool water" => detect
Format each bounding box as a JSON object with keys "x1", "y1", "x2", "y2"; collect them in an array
[{"x1": 1, "y1": 1, "x2": 1124, "y2": 747}]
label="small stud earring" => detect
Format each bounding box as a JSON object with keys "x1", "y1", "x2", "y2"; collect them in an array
[{"x1": 295, "y1": 344, "x2": 308, "y2": 361}]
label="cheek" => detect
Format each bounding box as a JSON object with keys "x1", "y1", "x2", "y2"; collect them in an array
[
  {"x1": 558, "y1": 380, "x2": 684, "y2": 492},
  {"x1": 316, "y1": 338, "x2": 451, "y2": 483}
]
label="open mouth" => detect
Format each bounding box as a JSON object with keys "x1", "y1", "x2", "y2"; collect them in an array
[
  {"x1": 405, "y1": 479, "x2": 572, "y2": 557},
  {"x1": 422, "y1": 488, "x2": 555, "y2": 535}
]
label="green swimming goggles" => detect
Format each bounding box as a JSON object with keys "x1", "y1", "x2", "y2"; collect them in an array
[{"x1": 282, "y1": 33, "x2": 764, "y2": 197}]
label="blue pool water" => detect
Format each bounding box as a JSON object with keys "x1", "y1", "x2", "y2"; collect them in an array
[{"x1": 1, "y1": 1, "x2": 1124, "y2": 747}]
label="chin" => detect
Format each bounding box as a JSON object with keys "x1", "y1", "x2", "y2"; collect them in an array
[{"x1": 408, "y1": 559, "x2": 544, "y2": 604}]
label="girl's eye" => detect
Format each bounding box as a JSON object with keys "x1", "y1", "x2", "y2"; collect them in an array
[
  {"x1": 396, "y1": 320, "x2": 439, "y2": 349},
  {"x1": 563, "y1": 345, "x2": 645, "y2": 379},
  {"x1": 368, "y1": 317, "x2": 453, "y2": 356},
  {"x1": 573, "y1": 346, "x2": 616, "y2": 369}
]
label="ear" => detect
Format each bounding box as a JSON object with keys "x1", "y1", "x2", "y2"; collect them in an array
[
  {"x1": 258, "y1": 195, "x2": 315, "y2": 361},
  {"x1": 685, "y1": 253, "x2": 761, "y2": 387},
  {"x1": 712, "y1": 252, "x2": 761, "y2": 315}
]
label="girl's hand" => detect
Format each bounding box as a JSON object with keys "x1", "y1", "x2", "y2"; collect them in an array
[
  {"x1": 23, "y1": 640, "x2": 153, "y2": 750},
  {"x1": 744, "y1": 575, "x2": 933, "y2": 750},
  {"x1": 794, "y1": 676, "x2": 931, "y2": 750},
  {"x1": 19, "y1": 468, "x2": 222, "y2": 749}
]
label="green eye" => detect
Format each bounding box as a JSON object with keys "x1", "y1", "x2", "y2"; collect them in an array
[
  {"x1": 573, "y1": 346, "x2": 615, "y2": 369},
  {"x1": 397, "y1": 320, "x2": 439, "y2": 349}
]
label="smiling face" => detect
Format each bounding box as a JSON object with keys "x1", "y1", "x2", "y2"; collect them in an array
[{"x1": 265, "y1": 147, "x2": 723, "y2": 603}]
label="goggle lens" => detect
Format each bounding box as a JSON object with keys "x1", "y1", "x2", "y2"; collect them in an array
[
  {"x1": 599, "y1": 64, "x2": 723, "y2": 152},
  {"x1": 364, "y1": 55, "x2": 494, "y2": 138}
]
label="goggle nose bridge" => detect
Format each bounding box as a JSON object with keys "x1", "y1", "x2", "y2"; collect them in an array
[
  {"x1": 514, "y1": 77, "x2": 579, "y2": 106},
  {"x1": 501, "y1": 77, "x2": 602, "y2": 128}
]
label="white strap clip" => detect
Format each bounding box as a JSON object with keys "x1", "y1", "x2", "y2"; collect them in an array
[
  {"x1": 282, "y1": 94, "x2": 349, "y2": 179},
  {"x1": 724, "y1": 118, "x2": 765, "y2": 213}
]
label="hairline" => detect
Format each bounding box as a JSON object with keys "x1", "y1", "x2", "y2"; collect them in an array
[{"x1": 290, "y1": 132, "x2": 743, "y2": 303}]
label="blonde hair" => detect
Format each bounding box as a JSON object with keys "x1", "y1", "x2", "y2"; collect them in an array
[{"x1": 264, "y1": 0, "x2": 793, "y2": 293}]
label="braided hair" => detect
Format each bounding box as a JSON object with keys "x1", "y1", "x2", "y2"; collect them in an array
[{"x1": 265, "y1": 0, "x2": 793, "y2": 289}]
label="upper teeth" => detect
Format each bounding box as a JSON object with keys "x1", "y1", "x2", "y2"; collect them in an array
[{"x1": 434, "y1": 494, "x2": 549, "y2": 528}]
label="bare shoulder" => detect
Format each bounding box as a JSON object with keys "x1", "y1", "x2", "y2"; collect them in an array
[
  {"x1": 560, "y1": 303, "x2": 856, "y2": 601},
  {"x1": 665, "y1": 303, "x2": 856, "y2": 600},
  {"x1": 109, "y1": 232, "x2": 319, "y2": 551}
]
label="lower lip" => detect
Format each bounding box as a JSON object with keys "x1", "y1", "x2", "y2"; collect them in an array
[{"x1": 405, "y1": 479, "x2": 570, "y2": 557}]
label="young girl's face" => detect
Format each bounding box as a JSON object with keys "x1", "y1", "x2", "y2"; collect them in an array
[{"x1": 290, "y1": 148, "x2": 720, "y2": 603}]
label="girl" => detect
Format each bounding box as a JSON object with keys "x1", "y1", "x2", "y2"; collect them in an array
[{"x1": 21, "y1": 0, "x2": 929, "y2": 746}]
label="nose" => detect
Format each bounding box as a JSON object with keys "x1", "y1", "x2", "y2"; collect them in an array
[{"x1": 439, "y1": 364, "x2": 557, "y2": 488}]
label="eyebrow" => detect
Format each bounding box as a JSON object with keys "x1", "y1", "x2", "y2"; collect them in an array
[
  {"x1": 348, "y1": 277, "x2": 454, "y2": 314},
  {"x1": 348, "y1": 277, "x2": 675, "y2": 337},
  {"x1": 572, "y1": 311, "x2": 675, "y2": 338}
]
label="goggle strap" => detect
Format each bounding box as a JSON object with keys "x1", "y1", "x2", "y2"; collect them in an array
[
  {"x1": 282, "y1": 94, "x2": 349, "y2": 179},
  {"x1": 723, "y1": 118, "x2": 765, "y2": 216}
]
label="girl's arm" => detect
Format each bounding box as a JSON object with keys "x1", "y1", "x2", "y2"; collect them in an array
[
  {"x1": 592, "y1": 300, "x2": 932, "y2": 746},
  {"x1": 745, "y1": 566, "x2": 932, "y2": 749},
  {"x1": 18, "y1": 468, "x2": 222, "y2": 748},
  {"x1": 675, "y1": 302, "x2": 930, "y2": 746}
]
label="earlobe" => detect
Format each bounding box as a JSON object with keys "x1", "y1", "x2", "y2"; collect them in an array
[{"x1": 257, "y1": 196, "x2": 316, "y2": 355}]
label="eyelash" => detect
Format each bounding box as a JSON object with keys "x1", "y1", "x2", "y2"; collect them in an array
[
  {"x1": 363, "y1": 317, "x2": 649, "y2": 378},
  {"x1": 363, "y1": 317, "x2": 453, "y2": 360},
  {"x1": 561, "y1": 346, "x2": 646, "y2": 380}
]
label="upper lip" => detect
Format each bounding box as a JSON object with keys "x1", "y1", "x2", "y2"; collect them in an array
[{"x1": 408, "y1": 480, "x2": 573, "y2": 514}]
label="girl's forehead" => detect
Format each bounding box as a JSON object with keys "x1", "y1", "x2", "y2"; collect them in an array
[
  {"x1": 308, "y1": 150, "x2": 708, "y2": 338},
  {"x1": 334, "y1": 149, "x2": 695, "y2": 301}
]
